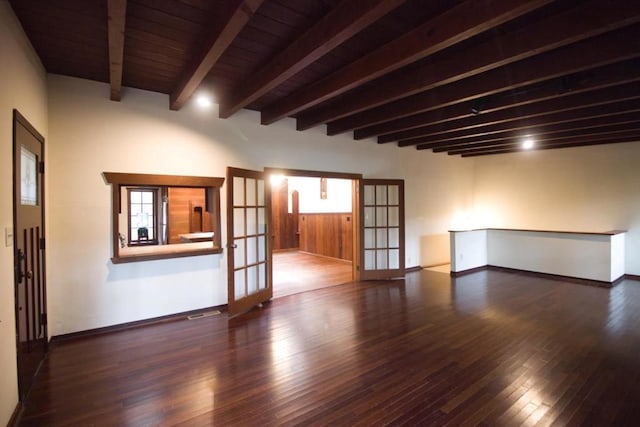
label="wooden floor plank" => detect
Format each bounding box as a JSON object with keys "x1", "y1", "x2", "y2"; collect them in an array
[{"x1": 18, "y1": 270, "x2": 640, "y2": 426}]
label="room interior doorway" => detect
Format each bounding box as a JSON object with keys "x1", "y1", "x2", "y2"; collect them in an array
[{"x1": 265, "y1": 168, "x2": 361, "y2": 298}]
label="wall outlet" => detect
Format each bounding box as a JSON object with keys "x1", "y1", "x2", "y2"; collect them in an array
[{"x1": 5, "y1": 227, "x2": 13, "y2": 247}]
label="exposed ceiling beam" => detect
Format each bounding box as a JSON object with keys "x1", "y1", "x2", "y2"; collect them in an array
[
  {"x1": 260, "y1": 0, "x2": 553, "y2": 125},
  {"x1": 412, "y1": 110, "x2": 640, "y2": 150},
  {"x1": 377, "y1": 82, "x2": 640, "y2": 143},
  {"x1": 327, "y1": 26, "x2": 640, "y2": 136},
  {"x1": 218, "y1": 0, "x2": 405, "y2": 118},
  {"x1": 302, "y1": 0, "x2": 640, "y2": 132},
  {"x1": 107, "y1": 0, "x2": 127, "y2": 101},
  {"x1": 169, "y1": 0, "x2": 263, "y2": 111},
  {"x1": 459, "y1": 136, "x2": 640, "y2": 157},
  {"x1": 446, "y1": 129, "x2": 640, "y2": 155},
  {"x1": 352, "y1": 61, "x2": 640, "y2": 140}
]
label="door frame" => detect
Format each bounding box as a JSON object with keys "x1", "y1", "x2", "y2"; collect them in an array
[
  {"x1": 264, "y1": 167, "x2": 363, "y2": 281},
  {"x1": 12, "y1": 109, "x2": 48, "y2": 402}
]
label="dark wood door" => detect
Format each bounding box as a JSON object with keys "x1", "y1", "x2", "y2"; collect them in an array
[
  {"x1": 359, "y1": 179, "x2": 405, "y2": 280},
  {"x1": 13, "y1": 110, "x2": 48, "y2": 401},
  {"x1": 226, "y1": 167, "x2": 272, "y2": 316}
]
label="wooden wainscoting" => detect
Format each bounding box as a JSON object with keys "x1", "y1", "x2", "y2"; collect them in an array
[{"x1": 299, "y1": 213, "x2": 352, "y2": 260}]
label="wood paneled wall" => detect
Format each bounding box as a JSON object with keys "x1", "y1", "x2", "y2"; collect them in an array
[
  {"x1": 299, "y1": 213, "x2": 353, "y2": 261},
  {"x1": 168, "y1": 187, "x2": 210, "y2": 244},
  {"x1": 272, "y1": 181, "x2": 299, "y2": 250}
]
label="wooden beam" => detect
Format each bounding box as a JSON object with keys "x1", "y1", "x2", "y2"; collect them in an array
[
  {"x1": 411, "y1": 110, "x2": 640, "y2": 150},
  {"x1": 458, "y1": 136, "x2": 640, "y2": 157},
  {"x1": 351, "y1": 61, "x2": 640, "y2": 140},
  {"x1": 376, "y1": 82, "x2": 640, "y2": 143},
  {"x1": 169, "y1": 0, "x2": 263, "y2": 111},
  {"x1": 446, "y1": 129, "x2": 640, "y2": 155},
  {"x1": 328, "y1": 25, "x2": 640, "y2": 136},
  {"x1": 218, "y1": 0, "x2": 405, "y2": 119},
  {"x1": 107, "y1": 0, "x2": 127, "y2": 101},
  {"x1": 260, "y1": 0, "x2": 553, "y2": 125},
  {"x1": 304, "y1": 0, "x2": 640, "y2": 132}
]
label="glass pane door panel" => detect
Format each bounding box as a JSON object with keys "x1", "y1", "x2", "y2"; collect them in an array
[
  {"x1": 233, "y1": 177, "x2": 245, "y2": 206},
  {"x1": 376, "y1": 207, "x2": 387, "y2": 226},
  {"x1": 247, "y1": 236, "x2": 257, "y2": 265},
  {"x1": 389, "y1": 228, "x2": 399, "y2": 247},
  {"x1": 246, "y1": 208, "x2": 257, "y2": 235},
  {"x1": 233, "y1": 208, "x2": 245, "y2": 237},
  {"x1": 389, "y1": 249, "x2": 400, "y2": 269},
  {"x1": 376, "y1": 185, "x2": 387, "y2": 205},
  {"x1": 364, "y1": 250, "x2": 375, "y2": 270},
  {"x1": 364, "y1": 229, "x2": 375, "y2": 249},
  {"x1": 257, "y1": 179, "x2": 265, "y2": 205},
  {"x1": 388, "y1": 207, "x2": 399, "y2": 227},
  {"x1": 258, "y1": 208, "x2": 266, "y2": 234},
  {"x1": 258, "y1": 236, "x2": 266, "y2": 262},
  {"x1": 246, "y1": 178, "x2": 256, "y2": 206},
  {"x1": 377, "y1": 250, "x2": 388, "y2": 269},
  {"x1": 364, "y1": 185, "x2": 375, "y2": 205},
  {"x1": 247, "y1": 266, "x2": 258, "y2": 294},
  {"x1": 234, "y1": 238, "x2": 246, "y2": 267},
  {"x1": 234, "y1": 270, "x2": 246, "y2": 298},
  {"x1": 364, "y1": 207, "x2": 375, "y2": 227},
  {"x1": 388, "y1": 185, "x2": 399, "y2": 205},
  {"x1": 376, "y1": 228, "x2": 387, "y2": 248},
  {"x1": 258, "y1": 263, "x2": 266, "y2": 289}
]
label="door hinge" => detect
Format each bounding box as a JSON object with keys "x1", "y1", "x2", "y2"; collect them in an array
[
  {"x1": 39, "y1": 161, "x2": 45, "y2": 174},
  {"x1": 41, "y1": 313, "x2": 48, "y2": 326},
  {"x1": 39, "y1": 237, "x2": 45, "y2": 250}
]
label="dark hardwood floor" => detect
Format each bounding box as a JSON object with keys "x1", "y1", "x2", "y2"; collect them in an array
[
  {"x1": 19, "y1": 269, "x2": 640, "y2": 426},
  {"x1": 273, "y1": 251, "x2": 352, "y2": 298}
]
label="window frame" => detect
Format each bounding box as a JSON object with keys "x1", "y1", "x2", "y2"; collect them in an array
[
  {"x1": 103, "y1": 172, "x2": 224, "y2": 263},
  {"x1": 127, "y1": 187, "x2": 159, "y2": 246}
]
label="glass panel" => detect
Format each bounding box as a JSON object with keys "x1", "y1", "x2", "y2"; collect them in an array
[
  {"x1": 389, "y1": 228, "x2": 399, "y2": 248},
  {"x1": 364, "y1": 229, "x2": 375, "y2": 249},
  {"x1": 258, "y1": 236, "x2": 266, "y2": 262},
  {"x1": 377, "y1": 249, "x2": 388, "y2": 269},
  {"x1": 247, "y1": 266, "x2": 258, "y2": 294},
  {"x1": 233, "y1": 176, "x2": 244, "y2": 206},
  {"x1": 142, "y1": 192, "x2": 153, "y2": 203},
  {"x1": 258, "y1": 263, "x2": 266, "y2": 290},
  {"x1": 257, "y1": 179, "x2": 265, "y2": 206},
  {"x1": 364, "y1": 250, "x2": 376, "y2": 270},
  {"x1": 258, "y1": 208, "x2": 266, "y2": 234},
  {"x1": 130, "y1": 191, "x2": 141, "y2": 204},
  {"x1": 388, "y1": 206, "x2": 399, "y2": 227},
  {"x1": 147, "y1": 228, "x2": 154, "y2": 239},
  {"x1": 376, "y1": 228, "x2": 387, "y2": 249},
  {"x1": 388, "y1": 185, "x2": 399, "y2": 205},
  {"x1": 247, "y1": 236, "x2": 257, "y2": 265},
  {"x1": 234, "y1": 238, "x2": 245, "y2": 268},
  {"x1": 233, "y1": 208, "x2": 245, "y2": 238},
  {"x1": 376, "y1": 185, "x2": 387, "y2": 205},
  {"x1": 364, "y1": 185, "x2": 375, "y2": 205},
  {"x1": 21, "y1": 146, "x2": 38, "y2": 205},
  {"x1": 376, "y1": 207, "x2": 387, "y2": 227},
  {"x1": 234, "y1": 269, "x2": 246, "y2": 299},
  {"x1": 364, "y1": 207, "x2": 375, "y2": 227},
  {"x1": 246, "y1": 207, "x2": 257, "y2": 235},
  {"x1": 130, "y1": 204, "x2": 141, "y2": 215},
  {"x1": 389, "y1": 249, "x2": 400, "y2": 269},
  {"x1": 246, "y1": 178, "x2": 256, "y2": 206}
]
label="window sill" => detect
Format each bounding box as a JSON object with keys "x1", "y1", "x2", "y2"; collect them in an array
[{"x1": 111, "y1": 242, "x2": 223, "y2": 264}]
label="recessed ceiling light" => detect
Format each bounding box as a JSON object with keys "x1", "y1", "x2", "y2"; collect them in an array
[
  {"x1": 195, "y1": 93, "x2": 213, "y2": 108},
  {"x1": 522, "y1": 137, "x2": 535, "y2": 150}
]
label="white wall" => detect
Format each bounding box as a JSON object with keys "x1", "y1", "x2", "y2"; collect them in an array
[
  {"x1": 288, "y1": 177, "x2": 352, "y2": 213},
  {"x1": 0, "y1": 1, "x2": 48, "y2": 423},
  {"x1": 450, "y1": 230, "x2": 487, "y2": 272},
  {"x1": 472, "y1": 144, "x2": 640, "y2": 275}
]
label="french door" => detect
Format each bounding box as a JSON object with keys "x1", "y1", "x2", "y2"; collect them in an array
[
  {"x1": 226, "y1": 167, "x2": 272, "y2": 316},
  {"x1": 13, "y1": 110, "x2": 48, "y2": 401},
  {"x1": 359, "y1": 179, "x2": 405, "y2": 280}
]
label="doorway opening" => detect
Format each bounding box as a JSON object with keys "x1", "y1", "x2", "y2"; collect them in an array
[{"x1": 267, "y1": 169, "x2": 359, "y2": 298}]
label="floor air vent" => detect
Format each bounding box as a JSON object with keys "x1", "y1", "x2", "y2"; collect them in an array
[{"x1": 187, "y1": 310, "x2": 221, "y2": 320}]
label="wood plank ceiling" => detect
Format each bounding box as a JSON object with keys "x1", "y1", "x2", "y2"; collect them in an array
[{"x1": 10, "y1": 0, "x2": 640, "y2": 157}]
